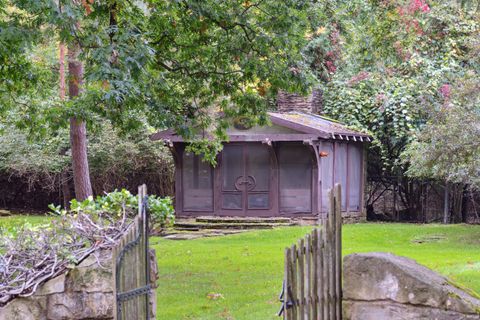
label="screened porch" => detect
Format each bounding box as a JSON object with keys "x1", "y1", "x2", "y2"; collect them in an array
[{"x1": 175, "y1": 141, "x2": 364, "y2": 217}]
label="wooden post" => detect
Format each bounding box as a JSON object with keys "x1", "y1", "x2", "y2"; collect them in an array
[
  {"x1": 291, "y1": 244, "x2": 298, "y2": 320},
  {"x1": 327, "y1": 188, "x2": 335, "y2": 320},
  {"x1": 112, "y1": 242, "x2": 118, "y2": 320},
  {"x1": 312, "y1": 230, "x2": 318, "y2": 320},
  {"x1": 285, "y1": 247, "x2": 291, "y2": 320},
  {"x1": 112, "y1": 185, "x2": 150, "y2": 320},
  {"x1": 298, "y1": 238, "x2": 305, "y2": 320},
  {"x1": 322, "y1": 220, "x2": 329, "y2": 320},
  {"x1": 443, "y1": 182, "x2": 450, "y2": 224},
  {"x1": 281, "y1": 184, "x2": 343, "y2": 320},
  {"x1": 334, "y1": 184, "x2": 342, "y2": 320},
  {"x1": 304, "y1": 235, "x2": 311, "y2": 320},
  {"x1": 318, "y1": 229, "x2": 326, "y2": 319}
]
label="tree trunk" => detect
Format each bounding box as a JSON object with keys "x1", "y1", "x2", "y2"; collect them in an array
[
  {"x1": 68, "y1": 42, "x2": 93, "y2": 200},
  {"x1": 60, "y1": 43, "x2": 66, "y2": 100},
  {"x1": 443, "y1": 182, "x2": 450, "y2": 224},
  {"x1": 59, "y1": 42, "x2": 73, "y2": 207},
  {"x1": 61, "y1": 170, "x2": 72, "y2": 208},
  {"x1": 451, "y1": 183, "x2": 464, "y2": 223}
]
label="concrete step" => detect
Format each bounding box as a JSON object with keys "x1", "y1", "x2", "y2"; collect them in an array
[
  {"x1": 195, "y1": 216, "x2": 293, "y2": 224},
  {"x1": 162, "y1": 229, "x2": 248, "y2": 240},
  {"x1": 174, "y1": 222, "x2": 294, "y2": 230},
  {"x1": 174, "y1": 227, "x2": 200, "y2": 232}
]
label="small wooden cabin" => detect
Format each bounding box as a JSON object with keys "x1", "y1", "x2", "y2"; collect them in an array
[{"x1": 152, "y1": 98, "x2": 371, "y2": 222}]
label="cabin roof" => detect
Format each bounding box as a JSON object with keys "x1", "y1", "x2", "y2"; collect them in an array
[
  {"x1": 268, "y1": 112, "x2": 371, "y2": 141},
  {"x1": 150, "y1": 111, "x2": 371, "y2": 143}
]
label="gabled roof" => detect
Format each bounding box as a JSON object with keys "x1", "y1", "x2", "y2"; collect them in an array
[
  {"x1": 150, "y1": 111, "x2": 371, "y2": 143},
  {"x1": 269, "y1": 112, "x2": 371, "y2": 141}
]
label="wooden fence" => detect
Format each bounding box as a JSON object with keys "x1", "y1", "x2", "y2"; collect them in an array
[
  {"x1": 113, "y1": 185, "x2": 153, "y2": 320},
  {"x1": 280, "y1": 184, "x2": 342, "y2": 320}
]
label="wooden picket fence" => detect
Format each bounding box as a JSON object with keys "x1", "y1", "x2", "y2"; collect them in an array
[
  {"x1": 113, "y1": 185, "x2": 153, "y2": 320},
  {"x1": 280, "y1": 184, "x2": 342, "y2": 320}
]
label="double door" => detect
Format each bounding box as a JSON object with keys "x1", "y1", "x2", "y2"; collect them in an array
[{"x1": 221, "y1": 144, "x2": 272, "y2": 214}]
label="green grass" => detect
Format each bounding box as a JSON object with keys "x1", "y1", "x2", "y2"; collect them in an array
[
  {"x1": 152, "y1": 224, "x2": 480, "y2": 320},
  {"x1": 0, "y1": 214, "x2": 52, "y2": 233},
  {"x1": 3, "y1": 216, "x2": 480, "y2": 320}
]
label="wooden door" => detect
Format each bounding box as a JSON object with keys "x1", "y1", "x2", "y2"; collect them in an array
[{"x1": 221, "y1": 144, "x2": 271, "y2": 215}]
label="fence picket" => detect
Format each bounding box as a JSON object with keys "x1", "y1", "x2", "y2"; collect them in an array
[
  {"x1": 285, "y1": 248, "x2": 291, "y2": 320},
  {"x1": 316, "y1": 228, "x2": 322, "y2": 320},
  {"x1": 311, "y1": 234, "x2": 316, "y2": 319},
  {"x1": 281, "y1": 184, "x2": 342, "y2": 320},
  {"x1": 334, "y1": 185, "x2": 342, "y2": 320},
  {"x1": 305, "y1": 234, "x2": 311, "y2": 320},
  {"x1": 291, "y1": 244, "x2": 298, "y2": 320},
  {"x1": 298, "y1": 238, "x2": 305, "y2": 320}
]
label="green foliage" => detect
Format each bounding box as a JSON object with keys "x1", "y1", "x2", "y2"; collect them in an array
[
  {"x1": 0, "y1": 121, "x2": 173, "y2": 192},
  {"x1": 400, "y1": 2, "x2": 480, "y2": 186},
  {"x1": 0, "y1": 215, "x2": 53, "y2": 237},
  {"x1": 304, "y1": 0, "x2": 480, "y2": 175},
  {"x1": 0, "y1": 125, "x2": 70, "y2": 181},
  {"x1": 1, "y1": 0, "x2": 316, "y2": 162},
  {"x1": 403, "y1": 74, "x2": 480, "y2": 187},
  {"x1": 49, "y1": 189, "x2": 175, "y2": 228},
  {"x1": 152, "y1": 223, "x2": 480, "y2": 319},
  {"x1": 6, "y1": 217, "x2": 480, "y2": 318},
  {"x1": 148, "y1": 195, "x2": 175, "y2": 230}
]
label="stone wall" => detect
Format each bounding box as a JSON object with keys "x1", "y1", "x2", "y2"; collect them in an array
[
  {"x1": 0, "y1": 250, "x2": 158, "y2": 320},
  {"x1": 343, "y1": 252, "x2": 480, "y2": 320},
  {"x1": 342, "y1": 211, "x2": 366, "y2": 224}
]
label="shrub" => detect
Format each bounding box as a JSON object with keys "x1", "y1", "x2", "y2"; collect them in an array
[
  {"x1": 49, "y1": 189, "x2": 175, "y2": 229},
  {"x1": 147, "y1": 195, "x2": 175, "y2": 230}
]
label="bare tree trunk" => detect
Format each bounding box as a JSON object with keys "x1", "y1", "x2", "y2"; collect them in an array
[
  {"x1": 59, "y1": 42, "x2": 73, "y2": 207},
  {"x1": 68, "y1": 42, "x2": 93, "y2": 200},
  {"x1": 60, "y1": 43, "x2": 66, "y2": 100},
  {"x1": 452, "y1": 183, "x2": 464, "y2": 223},
  {"x1": 443, "y1": 182, "x2": 450, "y2": 224},
  {"x1": 61, "y1": 170, "x2": 72, "y2": 207}
]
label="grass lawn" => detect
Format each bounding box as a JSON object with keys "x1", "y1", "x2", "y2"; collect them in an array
[
  {"x1": 0, "y1": 214, "x2": 52, "y2": 233},
  {"x1": 152, "y1": 223, "x2": 480, "y2": 320},
  {"x1": 3, "y1": 216, "x2": 480, "y2": 319}
]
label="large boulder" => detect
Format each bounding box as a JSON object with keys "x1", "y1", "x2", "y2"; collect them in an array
[{"x1": 343, "y1": 252, "x2": 480, "y2": 320}]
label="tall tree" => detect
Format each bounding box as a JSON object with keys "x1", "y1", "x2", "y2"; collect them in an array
[
  {"x1": 68, "y1": 41, "x2": 92, "y2": 200},
  {"x1": 298, "y1": 0, "x2": 479, "y2": 219},
  {"x1": 1, "y1": 0, "x2": 313, "y2": 198}
]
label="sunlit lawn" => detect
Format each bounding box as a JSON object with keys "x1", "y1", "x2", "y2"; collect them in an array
[
  {"x1": 3, "y1": 216, "x2": 480, "y2": 320},
  {"x1": 0, "y1": 214, "x2": 52, "y2": 233},
  {"x1": 152, "y1": 223, "x2": 480, "y2": 320}
]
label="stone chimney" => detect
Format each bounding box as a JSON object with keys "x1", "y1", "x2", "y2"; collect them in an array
[{"x1": 276, "y1": 87, "x2": 323, "y2": 114}]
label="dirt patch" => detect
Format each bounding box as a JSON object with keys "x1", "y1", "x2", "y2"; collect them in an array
[{"x1": 411, "y1": 234, "x2": 447, "y2": 244}]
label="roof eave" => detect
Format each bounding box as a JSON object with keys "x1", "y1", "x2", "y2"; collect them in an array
[{"x1": 269, "y1": 114, "x2": 332, "y2": 139}]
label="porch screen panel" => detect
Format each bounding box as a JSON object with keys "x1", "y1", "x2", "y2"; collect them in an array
[
  {"x1": 222, "y1": 145, "x2": 243, "y2": 209},
  {"x1": 182, "y1": 152, "x2": 213, "y2": 211},
  {"x1": 247, "y1": 144, "x2": 270, "y2": 192},
  {"x1": 348, "y1": 144, "x2": 362, "y2": 211},
  {"x1": 278, "y1": 144, "x2": 312, "y2": 213},
  {"x1": 246, "y1": 144, "x2": 270, "y2": 209},
  {"x1": 334, "y1": 143, "x2": 347, "y2": 210},
  {"x1": 320, "y1": 142, "x2": 334, "y2": 212},
  {"x1": 222, "y1": 145, "x2": 243, "y2": 191}
]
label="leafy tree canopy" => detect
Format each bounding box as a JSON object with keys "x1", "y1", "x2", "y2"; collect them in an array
[
  {"x1": 403, "y1": 61, "x2": 480, "y2": 188},
  {"x1": 1, "y1": 0, "x2": 315, "y2": 162},
  {"x1": 304, "y1": 0, "x2": 479, "y2": 176}
]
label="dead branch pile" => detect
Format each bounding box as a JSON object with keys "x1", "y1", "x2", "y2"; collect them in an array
[{"x1": 0, "y1": 211, "x2": 134, "y2": 306}]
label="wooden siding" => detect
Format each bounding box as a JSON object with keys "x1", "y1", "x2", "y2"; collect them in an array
[{"x1": 171, "y1": 140, "x2": 366, "y2": 218}]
